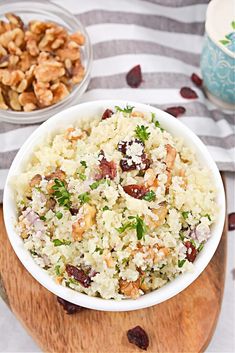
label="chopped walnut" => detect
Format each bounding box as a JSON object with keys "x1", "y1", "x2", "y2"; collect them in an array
[
  {"x1": 0, "y1": 13, "x2": 86, "y2": 111},
  {"x1": 119, "y1": 279, "x2": 140, "y2": 299},
  {"x1": 146, "y1": 205, "x2": 168, "y2": 229},
  {"x1": 72, "y1": 205, "x2": 96, "y2": 241},
  {"x1": 0, "y1": 87, "x2": 8, "y2": 109},
  {"x1": 29, "y1": 174, "x2": 42, "y2": 187}
]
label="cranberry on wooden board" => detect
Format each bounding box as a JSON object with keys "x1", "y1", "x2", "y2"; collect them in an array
[
  {"x1": 126, "y1": 64, "x2": 143, "y2": 88},
  {"x1": 165, "y1": 106, "x2": 186, "y2": 117},
  {"x1": 123, "y1": 184, "x2": 148, "y2": 199},
  {"x1": 228, "y1": 212, "x2": 235, "y2": 231},
  {"x1": 102, "y1": 109, "x2": 113, "y2": 120},
  {"x1": 127, "y1": 325, "x2": 149, "y2": 350},
  {"x1": 184, "y1": 241, "x2": 197, "y2": 262},
  {"x1": 57, "y1": 296, "x2": 84, "y2": 314},
  {"x1": 180, "y1": 87, "x2": 198, "y2": 99},
  {"x1": 191, "y1": 73, "x2": 203, "y2": 87},
  {"x1": 66, "y1": 264, "x2": 91, "y2": 288}
]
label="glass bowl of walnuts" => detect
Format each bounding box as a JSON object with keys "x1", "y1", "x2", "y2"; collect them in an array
[{"x1": 0, "y1": 0, "x2": 92, "y2": 124}]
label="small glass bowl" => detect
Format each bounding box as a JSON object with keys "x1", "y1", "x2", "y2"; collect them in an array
[{"x1": 0, "y1": 0, "x2": 92, "y2": 124}]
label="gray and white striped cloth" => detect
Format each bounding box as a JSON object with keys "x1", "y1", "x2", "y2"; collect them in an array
[{"x1": 0, "y1": 0, "x2": 234, "y2": 202}]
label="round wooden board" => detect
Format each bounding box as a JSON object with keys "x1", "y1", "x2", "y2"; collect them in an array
[{"x1": 0, "y1": 197, "x2": 227, "y2": 353}]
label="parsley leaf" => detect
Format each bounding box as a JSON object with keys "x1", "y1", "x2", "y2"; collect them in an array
[
  {"x1": 115, "y1": 104, "x2": 134, "y2": 115},
  {"x1": 135, "y1": 125, "x2": 150, "y2": 143},
  {"x1": 78, "y1": 192, "x2": 90, "y2": 204},
  {"x1": 40, "y1": 215, "x2": 46, "y2": 221},
  {"x1": 116, "y1": 222, "x2": 136, "y2": 233},
  {"x1": 151, "y1": 112, "x2": 164, "y2": 132},
  {"x1": 102, "y1": 206, "x2": 109, "y2": 211},
  {"x1": 80, "y1": 160, "x2": 87, "y2": 168},
  {"x1": 90, "y1": 179, "x2": 109, "y2": 190},
  {"x1": 178, "y1": 259, "x2": 186, "y2": 268},
  {"x1": 142, "y1": 190, "x2": 156, "y2": 202},
  {"x1": 197, "y1": 242, "x2": 204, "y2": 252},
  {"x1": 52, "y1": 179, "x2": 71, "y2": 208},
  {"x1": 78, "y1": 173, "x2": 86, "y2": 181},
  {"x1": 135, "y1": 215, "x2": 147, "y2": 240},
  {"x1": 117, "y1": 216, "x2": 147, "y2": 240},
  {"x1": 53, "y1": 239, "x2": 71, "y2": 246},
  {"x1": 55, "y1": 211, "x2": 63, "y2": 219},
  {"x1": 55, "y1": 264, "x2": 60, "y2": 275},
  {"x1": 203, "y1": 214, "x2": 211, "y2": 221},
  {"x1": 182, "y1": 211, "x2": 189, "y2": 220}
]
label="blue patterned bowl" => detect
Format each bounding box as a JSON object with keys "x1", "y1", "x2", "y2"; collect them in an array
[{"x1": 200, "y1": 0, "x2": 235, "y2": 109}]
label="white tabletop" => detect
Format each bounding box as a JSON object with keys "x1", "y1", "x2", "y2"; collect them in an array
[{"x1": 0, "y1": 172, "x2": 234, "y2": 353}]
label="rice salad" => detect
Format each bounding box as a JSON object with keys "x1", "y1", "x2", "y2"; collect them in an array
[{"x1": 15, "y1": 105, "x2": 217, "y2": 300}]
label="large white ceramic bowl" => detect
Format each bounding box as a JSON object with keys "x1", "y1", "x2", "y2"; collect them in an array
[{"x1": 3, "y1": 100, "x2": 225, "y2": 312}]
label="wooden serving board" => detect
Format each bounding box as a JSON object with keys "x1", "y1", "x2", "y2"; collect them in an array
[{"x1": 0, "y1": 186, "x2": 227, "y2": 353}]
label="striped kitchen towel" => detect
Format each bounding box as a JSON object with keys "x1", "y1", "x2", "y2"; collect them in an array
[{"x1": 0, "y1": 0, "x2": 234, "y2": 202}]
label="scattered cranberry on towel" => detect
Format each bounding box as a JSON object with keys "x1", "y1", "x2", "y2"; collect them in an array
[
  {"x1": 126, "y1": 65, "x2": 143, "y2": 88},
  {"x1": 228, "y1": 212, "x2": 235, "y2": 231},
  {"x1": 191, "y1": 73, "x2": 203, "y2": 87},
  {"x1": 127, "y1": 325, "x2": 149, "y2": 350},
  {"x1": 180, "y1": 87, "x2": 198, "y2": 99},
  {"x1": 165, "y1": 106, "x2": 186, "y2": 117},
  {"x1": 57, "y1": 296, "x2": 85, "y2": 314}
]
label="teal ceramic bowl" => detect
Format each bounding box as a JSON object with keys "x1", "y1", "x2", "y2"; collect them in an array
[{"x1": 200, "y1": 0, "x2": 235, "y2": 110}]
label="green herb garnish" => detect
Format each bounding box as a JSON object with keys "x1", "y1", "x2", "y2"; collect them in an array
[
  {"x1": 190, "y1": 239, "x2": 196, "y2": 247},
  {"x1": 204, "y1": 214, "x2": 211, "y2": 221},
  {"x1": 178, "y1": 259, "x2": 186, "y2": 268},
  {"x1": 78, "y1": 192, "x2": 90, "y2": 204},
  {"x1": 117, "y1": 216, "x2": 147, "y2": 240},
  {"x1": 78, "y1": 173, "x2": 86, "y2": 181},
  {"x1": 182, "y1": 211, "x2": 189, "y2": 220},
  {"x1": 135, "y1": 125, "x2": 150, "y2": 143},
  {"x1": 102, "y1": 206, "x2": 109, "y2": 211},
  {"x1": 55, "y1": 211, "x2": 63, "y2": 220},
  {"x1": 115, "y1": 104, "x2": 134, "y2": 115},
  {"x1": 53, "y1": 239, "x2": 71, "y2": 246},
  {"x1": 151, "y1": 112, "x2": 164, "y2": 131},
  {"x1": 122, "y1": 258, "x2": 129, "y2": 264},
  {"x1": 179, "y1": 231, "x2": 185, "y2": 241},
  {"x1": 80, "y1": 161, "x2": 87, "y2": 168},
  {"x1": 55, "y1": 265, "x2": 60, "y2": 275},
  {"x1": 117, "y1": 222, "x2": 136, "y2": 234},
  {"x1": 90, "y1": 179, "x2": 109, "y2": 190},
  {"x1": 40, "y1": 215, "x2": 46, "y2": 221},
  {"x1": 198, "y1": 242, "x2": 204, "y2": 252},
  {"x1": 142, "y1": 190, "x2": 156, "y2": 202},
  {"x1": 52, "y1": 178, "x2": 71, "y2": 208},
  {"x1": 95, "y1": 247, "x2": 103, "y2": 254}
]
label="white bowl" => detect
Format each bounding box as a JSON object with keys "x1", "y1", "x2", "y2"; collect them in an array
[{"x1": 3, "y1": 100, "x2": 225, "y2": 311}]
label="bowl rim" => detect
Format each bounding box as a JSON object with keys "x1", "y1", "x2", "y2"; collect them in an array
[
  {"x1": 0, "y1": 0, "x2": 93, "y2": 123},
  {"x1": 3, "y1": 100, "x2": 226, "y2": 311}
]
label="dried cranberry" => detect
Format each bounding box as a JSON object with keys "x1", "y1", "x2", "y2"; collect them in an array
[
  {"x1": 69, "y1": 207, "x2": 79, "y2": 215},
  {"x1": 118, "y1": 139, "x2": 144, "y2": 155},
  {"x1": 66, "y1": 264, "x2": 91, "y2": 287},
  {"x1": 118, "y1": 141, "x2": 128, "y2": 154},
  {"x1": 184, "y1": 241, "x2": 197, "y2": 262},
  {"x1": 165, "y1": 106, "x2": 186, "y2": 117},
  {"x1": 120, "y1": 158, "x2": 137, "y2": 172},
  {"x1": 123, "y1": 184, "x2": 148, "y2": 199},
  {"x1": 126, "y1": 65, "x2": 143, "y2": 88},
  {"x1": 191, "y1": 73, "x2": 203, "y2": 87},
  {"x1": 228, "y1": 212, "x2": 235, "y2": 231},
  {"x1": 96, "y1": 157, "x2": 117, "y2": 180},
  {"x1": 127, "y1": 326, "x2": 149, "y2": 350},
  {"x1": 180, "y1": 87, "x2": 198, "y2": 99},
  {"x1": 141, "y1": 153, "x2": 151, "y2": 170},
  {"x1": 57, "y1": 296, "x2": 85, "y2": 314},
  {"x1": 102, "y1": 109, "x2": 113, "y2": 120}
]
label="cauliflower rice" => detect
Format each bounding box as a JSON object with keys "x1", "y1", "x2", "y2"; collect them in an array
[{"x1": 15, "y1": 105, "x2": 217, "y2": 300}]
